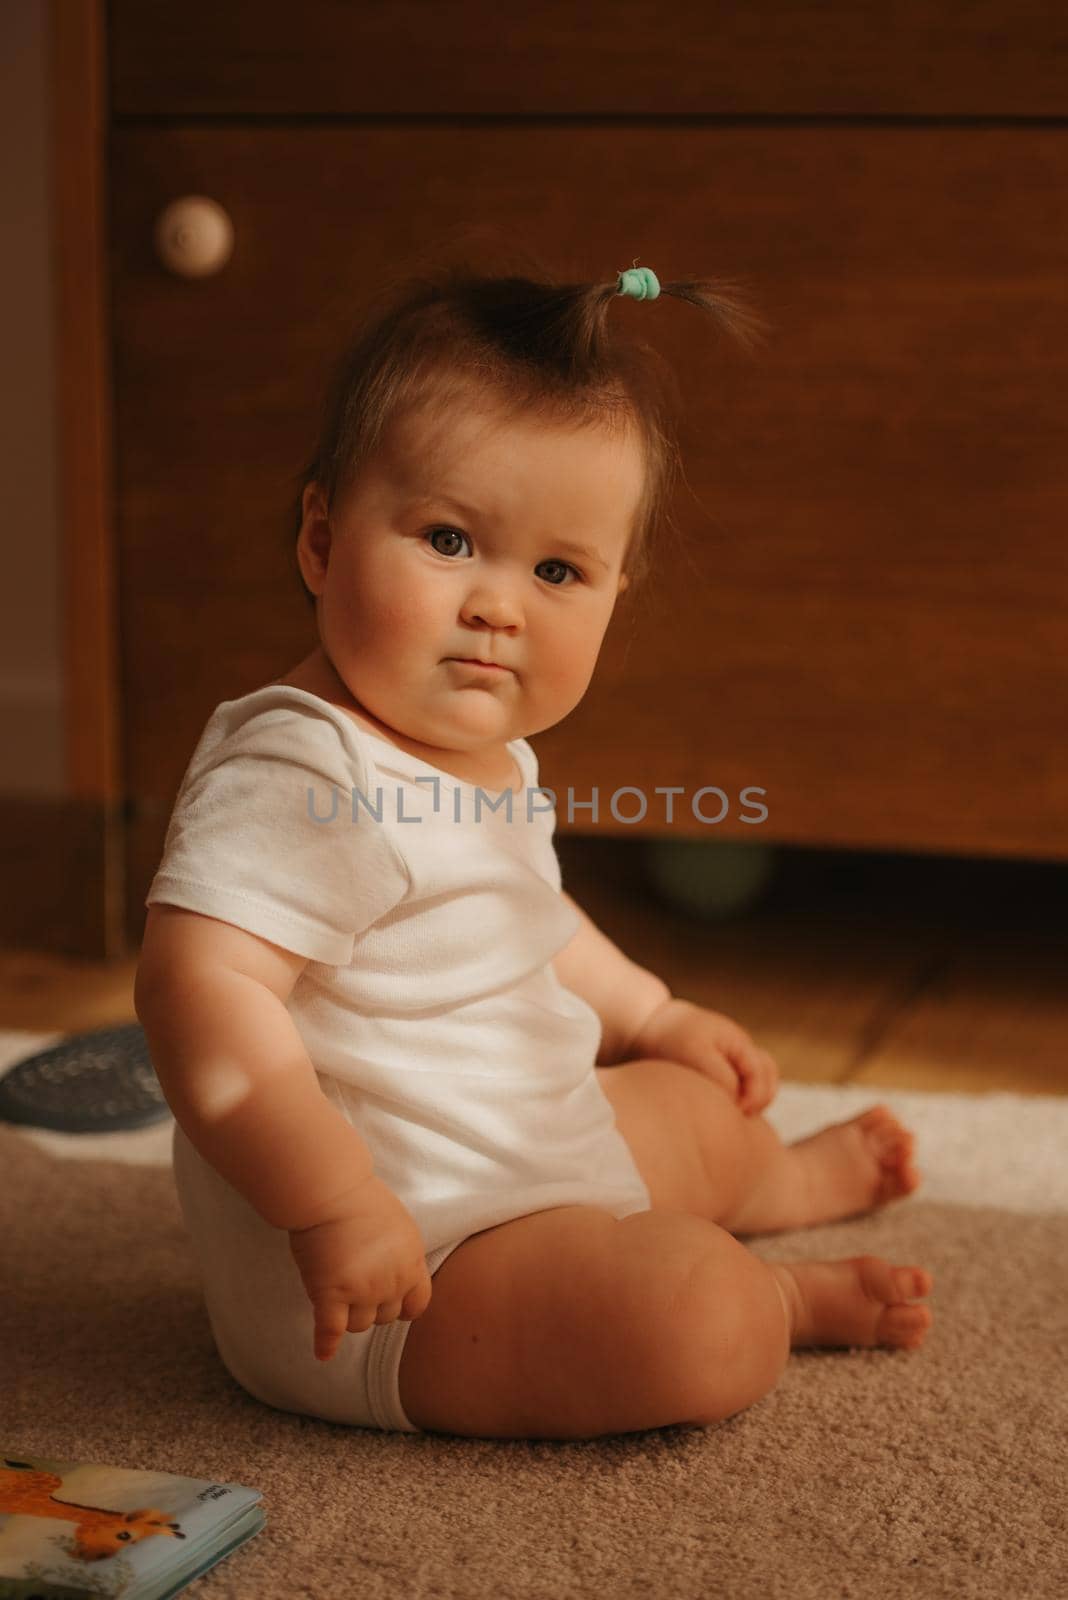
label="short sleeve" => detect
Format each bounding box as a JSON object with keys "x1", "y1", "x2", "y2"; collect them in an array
[
  {"x1": 146, "y1": 693, "x2": 411, "y2": 965},
  {"x1": 513, "y1": 737, "x2": 539, "y2": 789}
]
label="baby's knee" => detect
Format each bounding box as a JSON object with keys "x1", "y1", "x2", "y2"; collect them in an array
[{"x1": 619, "y1": 1210, "x2": 790, "y2": 1425}]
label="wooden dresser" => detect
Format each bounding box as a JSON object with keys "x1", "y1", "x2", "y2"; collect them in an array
[{"x1": 102, "y1": 1, "x2": 1068, "y2": 953}]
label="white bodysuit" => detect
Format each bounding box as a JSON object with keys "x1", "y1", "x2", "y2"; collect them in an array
[{"x1": 147, "y1": 685, "x2": 651, "y2": 1430}]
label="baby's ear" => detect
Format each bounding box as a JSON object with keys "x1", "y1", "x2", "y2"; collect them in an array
[
  {"x1": 616, "y1": 572, "x2": 630, "y2": 594},
  {"x1": 301, "y1": 480, "x2": 330, "y2": 526},
  {"x1": 296, "y1": 483, "x2": 334, "y2": 591}
]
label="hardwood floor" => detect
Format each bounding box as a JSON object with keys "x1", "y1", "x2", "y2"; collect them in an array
[
  {"x1": 556, "y1": 839, "x2": 1068, "y2": 1098},
  {"x1": 0, "y1": 948, "x2": 139, "y2": 1036},
  {"x1": 1, "y1": 841, "x2": 1065, "y2": 1098}
]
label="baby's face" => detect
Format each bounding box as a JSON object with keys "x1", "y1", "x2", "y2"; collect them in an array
[{"x1": 297, "y1": 392, "x2": 643, "y2": 759}]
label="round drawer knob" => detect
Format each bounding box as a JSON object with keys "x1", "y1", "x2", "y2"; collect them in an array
[{"x1": 154, "y1": 196, "x2": 234, "y2": 279}]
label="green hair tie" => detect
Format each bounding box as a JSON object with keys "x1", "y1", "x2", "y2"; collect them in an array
[{"x1": 616, "y1": 266, "x2": 660, "y2": 301}]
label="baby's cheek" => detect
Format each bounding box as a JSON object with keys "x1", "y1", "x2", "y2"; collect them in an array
[
  {"x1": 541, "y1": 638, "x2": 600, "y2": 710},
  {"x1": 369, "y1": 598, "x2": 437, "y2": 664}
]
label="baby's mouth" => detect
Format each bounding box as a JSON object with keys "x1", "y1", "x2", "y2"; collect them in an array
[{"x1": 447, "y1": 658, "x2": 513, "y2": 674}]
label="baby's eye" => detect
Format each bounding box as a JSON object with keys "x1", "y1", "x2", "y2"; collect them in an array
[
  {"x1": 426, "y1": 526, "x2": 582, "y2": 586},
  {"x1": 536, "y1": 560, "x2": 581, "y2": 587},
  {"x1": 427, "y1": 526, "x2": 470, "y2": 558}
]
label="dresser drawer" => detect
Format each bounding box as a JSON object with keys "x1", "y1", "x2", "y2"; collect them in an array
[
  {"x1": 109, "y1": 0, "x2": 1068, "y2": 117},
  {"x1": 111, "y1": 112, "x2": 1068, "y2": 951}
]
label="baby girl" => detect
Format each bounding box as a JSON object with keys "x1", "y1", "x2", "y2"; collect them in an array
[{"x1": 135, "y1": 261, "x2": 932, "y2": 1441}]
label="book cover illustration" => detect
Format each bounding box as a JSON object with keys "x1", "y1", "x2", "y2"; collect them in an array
[{"x1": 0, "y1": 1454, "x2": 265, "y2": 1600}]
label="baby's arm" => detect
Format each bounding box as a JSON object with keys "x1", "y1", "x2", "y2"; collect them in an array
[
  {"x1": 553, "y1": 892, "x2": 671, "y2": 1065},
  {"x1": 554, "y1": 892, "x2": 779, "y2": 1111},
  {"x1": 135, "y1": 904, "x2": 374, "y2": 1229},
  {"x1": 137, "y1": 904, "x2": 433, "y2": 1358}
]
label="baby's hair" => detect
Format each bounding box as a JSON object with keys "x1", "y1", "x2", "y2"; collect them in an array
[{"x1": 288, "y1": 255, "x2": 768, "y2": 602}]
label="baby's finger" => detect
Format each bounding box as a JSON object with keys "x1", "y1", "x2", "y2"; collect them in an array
[
  {"x1": 697, "y1": 1051, "x2": 737, "y2": 1096},
  {"x1": 346, "y1": 1302, "x2": 377, "y2": 1334},
  {"x1": 734, "y1": 1052, "x2": 765, "y2": 1113},
  {"x1": 313, "y1": 1299, "x2": 351, "y2": 1362},
  {"x1": 741, "y1": 1050, "x2": 778, "y2": 1114},
  {"x1": 402, "y1": 1273, "x2": 433, "y2": 1321},
  {"x1": 375, "y1": 1299, "x2": 403, "y2": 1325}
]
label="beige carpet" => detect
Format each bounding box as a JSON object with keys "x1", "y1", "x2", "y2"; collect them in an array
[{"x1": 1, "y1": 1030, "x2": 1065, "y2": 1599}]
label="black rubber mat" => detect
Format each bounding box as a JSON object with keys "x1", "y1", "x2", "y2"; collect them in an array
[{"x1": 0, "y1": 1023, "x2": 171, "y2": 1133}]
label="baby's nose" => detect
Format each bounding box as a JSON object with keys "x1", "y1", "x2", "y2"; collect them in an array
[{"x1": 462, "y1": 588, "x2": 522, "y2": 629}]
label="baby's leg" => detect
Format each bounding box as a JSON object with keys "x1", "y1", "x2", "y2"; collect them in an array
[
  {"x1": 598, "y1": 1061, "x2": 921, "y2": 1236},
  {"x1": 397, "y1": 1205, "x2": 932, "y2": 1441}
]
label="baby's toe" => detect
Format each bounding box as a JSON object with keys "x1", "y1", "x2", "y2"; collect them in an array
[
  {"x1": 876, "y1": 1302, "x2": 932, "y2": 1349},
  {"x1": 861, "y1": 1111, "x2": 921, "y2": 1200},
  {"x1": 891, "y1": 1265, "x2": 932, "y2": 1300}
]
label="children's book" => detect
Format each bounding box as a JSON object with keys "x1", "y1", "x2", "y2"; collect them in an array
[{"x1": 0, "y1": 1453, "x2": 265, "y2": 1599}]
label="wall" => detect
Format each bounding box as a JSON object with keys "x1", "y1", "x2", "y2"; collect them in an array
[{"x1": 0, "y1": 0, "x2": 63, "y2": 796}]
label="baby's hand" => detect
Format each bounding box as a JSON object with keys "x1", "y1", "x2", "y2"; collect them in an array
[
  {"x1": 687, "y1": 1006, "x2": 780, "y2": 1115},
  {"x1": 287, "y1": 1176, "x2": 433, "y2": 1362},
  {"x1": 635, "y1": 999, "x2": 780, "y2": 1116}
]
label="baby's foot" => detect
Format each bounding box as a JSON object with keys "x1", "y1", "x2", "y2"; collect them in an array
[
  {"x1": 789, "y1": 1104, "x2": 920, "y2": 1228},
  {"x1": 771, "y1": 1255, "x2": 933, "y2": 1350}
]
